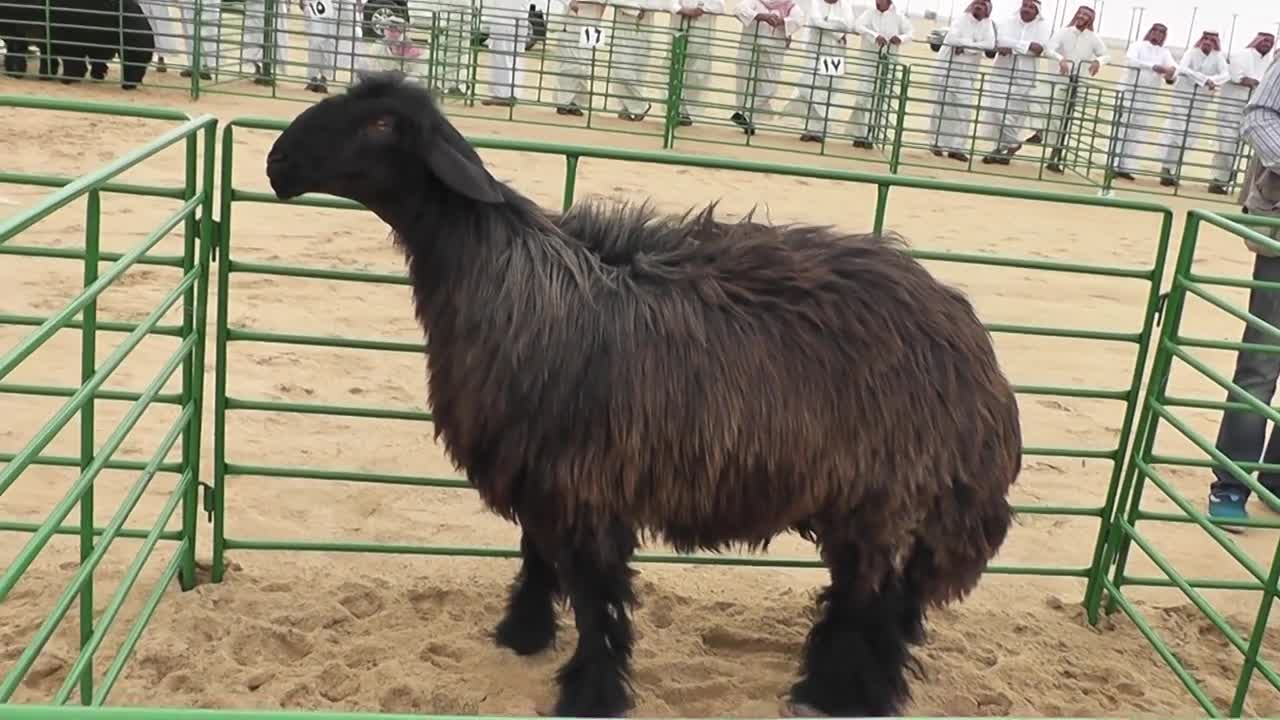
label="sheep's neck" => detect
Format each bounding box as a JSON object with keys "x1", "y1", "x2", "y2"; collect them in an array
[
  {"x1": 384, "y1": 195, "x2": 597, "y2": 486},
  {"x1": 386, "y1": 193, "x2": 592, "y2": 339}
]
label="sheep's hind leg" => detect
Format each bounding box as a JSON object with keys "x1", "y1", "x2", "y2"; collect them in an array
[
  {"x1": 553, "y1": 521, "x2": 638, "y2": 718},
  {"x1": 787, "y1": 544, "x2": 925, "y2": 717},
  {"x1": 494, "y1": 524, "x2": 561, "y2": 656}
]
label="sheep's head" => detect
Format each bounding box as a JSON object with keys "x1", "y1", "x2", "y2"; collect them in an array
[{"x1": 266, "y1": 71, "x2": 506, "y2": 209}]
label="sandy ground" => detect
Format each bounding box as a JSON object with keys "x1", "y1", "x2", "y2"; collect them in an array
[{"x1": 4, "y1": 20, "x2": 1280, "y2": 719}]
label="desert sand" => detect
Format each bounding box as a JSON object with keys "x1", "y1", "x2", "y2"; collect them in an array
[{"x1": 4, "y1": 16, "x2": 1280, "y2": 718}]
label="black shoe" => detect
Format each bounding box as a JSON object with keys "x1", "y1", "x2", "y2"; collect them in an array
[
  {"x1": 1208, "y1": 182, "x2": 1229, "y2": 195},
  {"x1": 556, "y1": 103, "x2": 584, "y2": 116},
  {"x1": 254, "y1": 63, "x2": 273, "y2": 86}
]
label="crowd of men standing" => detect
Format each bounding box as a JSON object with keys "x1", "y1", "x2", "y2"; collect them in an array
[
  {"x1": 119, "y1": 0, "x2": 1276, "y2": 190},
  {"x1": 925, "y1": 0, "x2": 1275, "y2": 192}
]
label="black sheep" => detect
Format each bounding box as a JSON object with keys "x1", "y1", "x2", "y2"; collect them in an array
[
  {"x1": 264, "y1": 71, "x2": 1023, "y2": 719},
  {"x1": 1, "y1": 0, "x2": 154, "y2": 89}
]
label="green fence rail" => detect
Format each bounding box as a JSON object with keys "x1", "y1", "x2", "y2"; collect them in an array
[
  {"x1": 0, "y1": 96, "x2": 218, "y2": 706},
  {"x1": 1098, "y1": 209, "x2": 1280, "y2": 718},
  {"x1": 0, "y1": 710, "x2": 1171, "y2": 720},
  {"x1": 212, "y1": 115, "x2": 1174, "y2": 620}
]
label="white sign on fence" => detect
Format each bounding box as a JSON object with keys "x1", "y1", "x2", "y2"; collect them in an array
[
  {"x1": 816, "y1": 55, "x2": 845, "y2": 76},
  {"x1": 306, "y1": 0, "x2": 331, "y2": 17},
  {"x1": 578, "y1": 25, "x2": 606, "y2": 48}
]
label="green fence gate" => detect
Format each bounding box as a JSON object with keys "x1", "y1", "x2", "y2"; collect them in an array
[
  {"x1": 1100, "y1": 208, "x2": 1280, "y2": 717},
  {"x1": 0, "y1": 96, "x2": 218, "y2": 705}
]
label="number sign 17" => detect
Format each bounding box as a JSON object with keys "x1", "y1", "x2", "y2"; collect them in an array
[
  {"x1": 578, "y1": 25, "x2": 606, "y2": 48},
  {"x1": 816, "y1": 55, "x2": 845, "y2": 76}
]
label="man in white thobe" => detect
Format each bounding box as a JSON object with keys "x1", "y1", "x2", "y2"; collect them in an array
[
  {"x1": 731, "y1": 0, "x2": 804, "y2": 135},
  {"x1": 479, "y1": 0, "x2": 537, "y2": 106},
  {"x1": 605, "y1": 0, "x2": 665, "y2": 121},
  {"x1": 783, "y1": 0, "x2": 855, "y2": 142},
  {"x1": 981, "y1": 0, "x2": 1057, "y2": 164},
  {"x1": 299, "y1": 0, "x2": 359, "y2": 92},
  {"x1": 669, "y1": 0, "x2": 725, "y2": 126},
  {"x1": 848, "y1": 0, "x2": 911, "y2": 149},
  {"x1": 925, "y1": 0, "x2": 996, "y2": 162},
  {"x1": 1156, "y1": 30, "x2": 1230, "y2": 187},
  {"x1": 174, "y1": 0, "x2": 220, "y2": 79},
  {"x1": 1041, "y1": 5, "x2": 1108, "y2": 173},
  {"x1": 241, "y1": 0, "x2": 291, "y2": 85},
  {"x1": 552, "y1": 0, "x2": 606, "y2": 115},
  {"x1": 1111, "y1": 22, "x2": 1177, "y2": 181},
  {"x1": 1209, "y1": 32, "x2": 1276, "y2": 194},
  {"x1": 135, "y1": 0, "x2": 182, "y2": 74}
]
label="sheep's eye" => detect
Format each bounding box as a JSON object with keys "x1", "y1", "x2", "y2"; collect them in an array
[{"x1": 366, "y1": 115, "x2": 395, "y2": 138}]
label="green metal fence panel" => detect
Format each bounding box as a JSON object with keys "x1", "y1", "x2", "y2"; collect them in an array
[
  {"x1": 211, "y1": 115, "x2": 1173, "y2": 611},
  {"x1": 1096, "y1": 208, "x2": 1280, "y2": 719},
  {"x1": 0, "y1": 96, "x2": 218, "y2": 706}
]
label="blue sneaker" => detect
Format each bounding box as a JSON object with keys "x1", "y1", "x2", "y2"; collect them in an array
[{"x1": 1208, "y1": 489, "x2": 1248, "y2": 533}]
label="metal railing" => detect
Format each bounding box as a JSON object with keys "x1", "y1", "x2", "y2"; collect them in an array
[
  {"x1": 1098, "y1": 208, "x2": 1280, "y2": 718},
  {"x1": 0, "y1": 95, "x2": 218, "y2": 706},
  {"x1": 211, "y1": 115, "x2": 1173, "y2": 618},
  {"x1": 11, "y1": 97, "x2": 1280, "y2": 716}
]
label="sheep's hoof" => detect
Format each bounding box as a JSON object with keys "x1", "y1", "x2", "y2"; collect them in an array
[
  {"x1": 121, "y1": 83, "x2": 138, "y2": 90},
  {"x1": 783, "y1": 701, "x2": 829, "y2": 717},
  {"x1": 494, "y1": 611, "x2": 556, "y2": 656}
]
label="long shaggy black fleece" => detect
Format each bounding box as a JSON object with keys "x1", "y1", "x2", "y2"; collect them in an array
[{"x1": 264, "y1": 71, "x2": 1024, "y2": 718}]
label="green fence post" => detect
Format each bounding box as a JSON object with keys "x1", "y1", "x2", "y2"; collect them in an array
[
  {"x1": 77, "y1": 189, "x2": 101, "y2": 705},
  {"x1": 562, "y1": 154, "x2": 579, "y2": 211},
  {"x1": 662, "y1": 29, "x2": 688, "y2": 151},
  {"x1": 211, "y1": 124, "x2": 236, "y2": 584},
  {"x1": 178, "y1": 129, "x2": 200, "y2": 592},
  {"x1": 888, "y1": 65, "x2": 909, "y2": 175},
  {"x1": 192, "y1": 0, "x2": 203, "y2": 99}
]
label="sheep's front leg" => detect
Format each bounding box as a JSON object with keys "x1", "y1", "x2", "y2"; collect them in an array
[
  {"x1": 553, "y1": 521, "x2": 638, "y2": 718},
  {"x1": 494, "y1": 524, "x2": 560, "y2": 656}
]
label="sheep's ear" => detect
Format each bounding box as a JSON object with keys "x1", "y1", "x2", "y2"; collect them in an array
[{"x1": 421, "y1": 120, "x2": 506, "y2": 205}]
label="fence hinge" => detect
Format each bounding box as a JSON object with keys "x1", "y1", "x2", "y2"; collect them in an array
[
  {"x1": 199, "y1": 213, "x2": 222, "y2": 262},
  {"x1": 1153, "y1": 291, "x2": 1170, "y2": 327},
  {"x1": 200, "y1": 481, "x2": 216, "y2": 523},
  {"x1": 209, "y1": 220, "x2": 223, "y2": 263}
]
